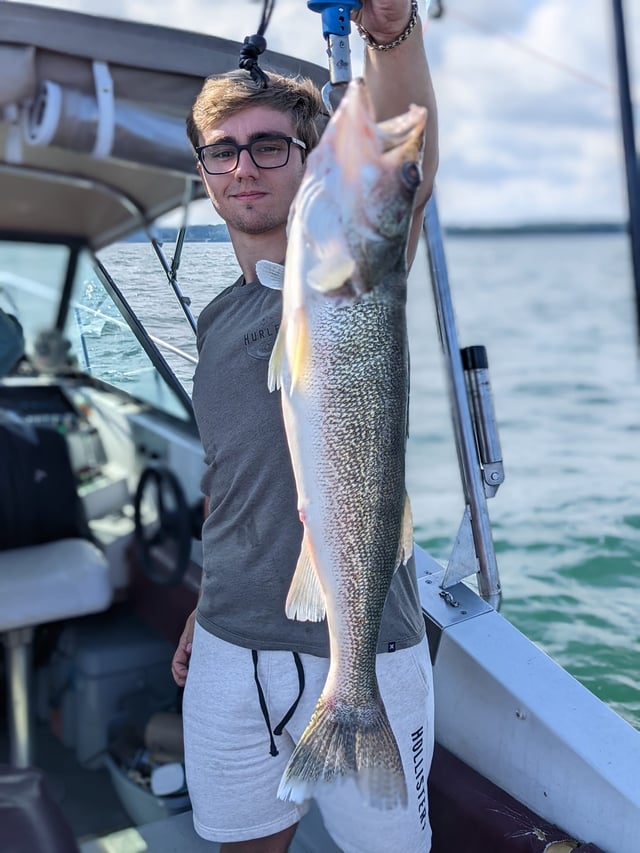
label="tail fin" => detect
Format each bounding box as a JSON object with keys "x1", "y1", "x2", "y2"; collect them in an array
[{"x1": 277, "y1": 694, "x2": 407, "y2": 810}]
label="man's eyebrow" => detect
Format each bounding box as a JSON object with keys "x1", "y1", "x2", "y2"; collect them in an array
[{"x1": 206, "y1": 130, "x2": 289, "y2": 145}]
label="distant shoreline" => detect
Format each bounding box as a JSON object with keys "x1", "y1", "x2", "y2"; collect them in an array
[
  {"x1": 122, "y1": 222, "x2": 626, "y2": 243},
  {"x1": 444, "y1": 222, "x2": 626, "y2": 237}
]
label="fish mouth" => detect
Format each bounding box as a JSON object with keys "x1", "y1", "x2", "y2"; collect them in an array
[
  {"x1": 323, "y1": 79, "x2": 427, "y2": 189},
  {"x1": 378, "y1": 104, "x2": 427, "y2": 160}
]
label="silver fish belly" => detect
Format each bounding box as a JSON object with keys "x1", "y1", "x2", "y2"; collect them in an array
[{"x1": 267, "y1": 79, "x2": 427, "y2": 810}]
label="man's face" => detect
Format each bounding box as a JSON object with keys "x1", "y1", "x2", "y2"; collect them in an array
[{"x1": 197, "y1": 105, "x2": 306, "y2": 238}]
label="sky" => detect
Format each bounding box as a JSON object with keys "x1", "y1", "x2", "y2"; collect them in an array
[{"x1": 8, "y1": 0, "x2": 640, "y2": 226}]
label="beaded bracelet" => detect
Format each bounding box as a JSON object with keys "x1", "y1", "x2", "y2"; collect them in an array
[{"x1": 356, "y1": 0, "x2": 419, "y2": 51}]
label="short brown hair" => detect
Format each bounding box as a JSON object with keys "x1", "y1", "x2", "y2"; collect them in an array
[{"x1": 186, "y1": 69, "x2": 326, "y2": 156}]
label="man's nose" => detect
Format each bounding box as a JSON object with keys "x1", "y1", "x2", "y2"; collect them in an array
[{"x1": 234, "y1": 148, "x2": 259, "y2": 176}]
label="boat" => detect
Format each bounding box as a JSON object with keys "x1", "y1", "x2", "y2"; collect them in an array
[{"x1": 0, "y1": 3, "x2": 638, "y2": 852}]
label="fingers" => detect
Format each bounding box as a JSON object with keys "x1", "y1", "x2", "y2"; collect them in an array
[
  {"x1": 171, "y1": 609, "x2": 197, "y2": 686},
  {"x1": 353, "y1": 0, "x2": 414, "y2": 40},
  {"x1": 171, "y1": 641, "x2": 192, "y2": 686}
]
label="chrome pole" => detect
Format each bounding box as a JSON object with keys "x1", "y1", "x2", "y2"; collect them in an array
[
  {"x1": 423, "y1": 197, "x2": 501, "y2": 608},
  {"x1": 3, "y1": 628, "x2": 35, "y2": 767},
  {"x1": 611, "y1": 0, "x2": 640, "y2": 343}
]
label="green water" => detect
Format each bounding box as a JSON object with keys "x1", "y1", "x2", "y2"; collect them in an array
[{"x1": 406, "y1": 232, "x2": 640, "y2": 729}]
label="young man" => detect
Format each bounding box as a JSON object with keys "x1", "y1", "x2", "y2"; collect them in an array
[{"x1": 172, "y1": 2, "x2": 438, "y2": 851}]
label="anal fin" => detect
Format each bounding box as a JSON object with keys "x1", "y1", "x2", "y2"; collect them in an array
[{"x1": 395, "y1": 492, "x2": 414, "y2": 570}]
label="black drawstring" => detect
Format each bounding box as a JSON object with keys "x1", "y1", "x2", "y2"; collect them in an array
[
  {"x1": 252, "y1": 649, "x2": 279, "y2": 756},
  {"x1": 252, "y1": 650, "x2": 306, "y2": 756},
  {"x1": 273, "y1": 653, "x2": 305, "y2": 736},
  {"x1": 238, "y1": 0, "x2": 275, "y2": 89}
]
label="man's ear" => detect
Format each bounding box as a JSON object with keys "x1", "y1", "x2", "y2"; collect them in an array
[{"x1": 195, "y1": 160, "x2": 208, "y2": 188}]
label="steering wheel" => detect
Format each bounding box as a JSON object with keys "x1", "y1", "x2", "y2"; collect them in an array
[{"x1": 133, "y1": 465, "x2": 192, "y2": 586}]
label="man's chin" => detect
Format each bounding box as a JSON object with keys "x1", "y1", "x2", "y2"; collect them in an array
[{"x1": 229, "y1": 215, "x2": 285, "y2": 237}]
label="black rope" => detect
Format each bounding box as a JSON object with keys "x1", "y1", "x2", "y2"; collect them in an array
[
  {"x1": 252, "y1": 649, "x2": 306, "y2": 756},
  {"x1": 239, "y1": 0, "x2": 276, "y2": 88},
  {"x1": 252, "y1": 649, "x2": 279, "y2": 756},
  {"x1": 273, "y1": 652, "x2": 305, "y2": 736}
]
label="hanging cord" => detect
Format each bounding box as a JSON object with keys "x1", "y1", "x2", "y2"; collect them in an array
[
  {"x1": 239, "y1": 0, "x2": 276, "y2": 88},
  {"x1": 253, "y1": 650, "x2": 279, "y2": 756},
  {"x1": 252, "y1": 650, "x2": 306, "y2": 756},
  {"x1": 273, "y1": 653, "x2": 305, "y2": 736}
]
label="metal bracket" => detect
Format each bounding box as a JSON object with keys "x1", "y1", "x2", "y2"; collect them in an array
[
  {"x1": 308, "y1": 1, "x2": 362, "y2": 111},
  {"x1": 440, "y1": 505, "x2": 479, "y2": 588}
]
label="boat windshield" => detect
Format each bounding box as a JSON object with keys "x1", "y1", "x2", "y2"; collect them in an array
[{"x1": 0, "y1": 240, "x2": 191, "y2": 422}]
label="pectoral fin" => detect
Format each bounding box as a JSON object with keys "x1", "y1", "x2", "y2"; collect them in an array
[
  {"x1": 285, "y1": 533, "x2": 326, "y2": 622},
  {"x1": 308, "y1": 250, "x2": 355, "y2": 294},
  {"x1": 256, "y1": 259, "x2": 285, "y2": 290}
]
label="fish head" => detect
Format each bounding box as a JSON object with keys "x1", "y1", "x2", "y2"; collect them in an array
[{"x1": 294, "y1": 79, "x2": 427, "y2": 300}]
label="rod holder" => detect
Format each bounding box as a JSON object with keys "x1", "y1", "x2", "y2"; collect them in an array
[{"x1": 461, "y1": 345, "x2": 504, "y2": 497}]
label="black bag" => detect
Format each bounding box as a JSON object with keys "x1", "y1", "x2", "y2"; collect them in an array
[{"x1": 0, "y1": 421, "x2": 91, "y2": 550}]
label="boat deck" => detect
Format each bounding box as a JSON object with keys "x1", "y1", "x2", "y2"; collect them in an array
[
  {"x1": 0, "y1": 706, "x2": 130, "y2": 842},
  {"x1": 0, "y1": 695, "x2": 608, "y2": 853}
]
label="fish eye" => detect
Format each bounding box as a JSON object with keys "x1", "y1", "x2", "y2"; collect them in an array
[{"x1": 401, "y1": 161, "x2": 421, "y2": 189}]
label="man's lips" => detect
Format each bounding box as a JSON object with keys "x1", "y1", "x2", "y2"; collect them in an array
[{"x1": 232, "y1": 191, "x2": 267, "y2": 202}]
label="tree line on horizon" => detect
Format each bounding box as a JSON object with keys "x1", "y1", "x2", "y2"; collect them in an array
[{"x1": 122, "y1": 221, "x2": 624, "y2": 243}]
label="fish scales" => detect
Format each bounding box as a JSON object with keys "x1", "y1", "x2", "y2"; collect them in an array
[
  {"x1": 266, "y1": 79, "x2": 427, "y2": 809},
  {"x1": 310, "y1": 299, "x2": 408, "y2": 628}
]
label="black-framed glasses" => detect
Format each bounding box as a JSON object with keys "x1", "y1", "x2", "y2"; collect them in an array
[{"x1": 196, "y1": 135, "x2": 307, "y2": 175}]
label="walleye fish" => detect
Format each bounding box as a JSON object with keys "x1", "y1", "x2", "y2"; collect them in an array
[{"x1": 265, "y1": 79, "x2": 427, "y2": 810}]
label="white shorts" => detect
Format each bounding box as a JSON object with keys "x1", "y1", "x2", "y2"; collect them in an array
[{"x1": 182, "y1": 622, "x2": 434, "y2": 853}]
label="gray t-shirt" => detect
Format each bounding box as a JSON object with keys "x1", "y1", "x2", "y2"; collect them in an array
[{"x1": 192, "y1": 276, "x2": 424, "y2": 656}]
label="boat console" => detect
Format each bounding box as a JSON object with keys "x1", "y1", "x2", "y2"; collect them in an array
[
  {"x1": 0, "y1": 381, "x2": 105, "y2": 472},
  {"x1": 0, "y1": 379, "x2": 128, "y2": 528}
]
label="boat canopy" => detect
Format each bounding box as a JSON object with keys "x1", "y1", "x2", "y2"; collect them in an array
[{"x1": 0, "y1": 3, "x2": 328, "y2": 249}]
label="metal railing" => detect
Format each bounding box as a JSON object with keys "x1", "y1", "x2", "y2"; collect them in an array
[{"x1": 423, "y1": 196, "x2": 502, "y2": 608}]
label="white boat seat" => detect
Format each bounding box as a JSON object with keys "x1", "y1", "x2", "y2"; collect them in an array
[{"x1": 0, "y1": 538, "x2": 113, "y2": 767}]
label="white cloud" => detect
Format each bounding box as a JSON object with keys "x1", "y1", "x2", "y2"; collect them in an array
[
  {"x1": 425, "y1": 0, "x2": 638, "y2": 223},
  {"x1": 7, "y1": 0, "x2": 639, "y2": 225}
]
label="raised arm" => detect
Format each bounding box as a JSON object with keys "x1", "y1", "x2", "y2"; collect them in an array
[{"x1": 355, "y1": 0, "x2": 438, "y2": 263}]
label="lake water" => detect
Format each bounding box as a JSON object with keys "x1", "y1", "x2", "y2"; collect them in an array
[{"x1": 100, "y1": 231, "x2": 640, "y2": 730}]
